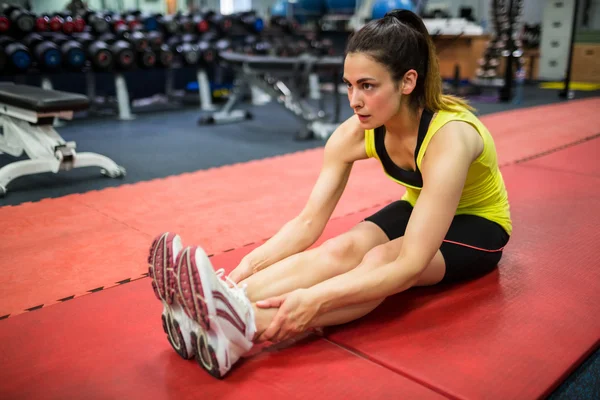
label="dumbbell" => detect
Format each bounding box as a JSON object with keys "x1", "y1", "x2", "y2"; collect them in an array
[
  {"x1": 232, "y1": 11, "x2": 264, "y2": 34},
  {"x1": 157, "y1": 14, "x2": 179, "y2": 36},
  {"x1": 196, "y1": 40, "x2": 216, "y2": 67},
  {"x1": 118, "y1": 30, "x2": 149, "y2": 52},
  {"x1": 168, "y1": 36, "x2": 200, "y2": 66},
  {"x1": 44, "y1": 33, "x2": 86, "y2": 71},
  {"x1": 74, "y1": 33, "x2": 114, "y2": 71},
  {"x1": 177, "y1": 14, "x2": 196, "y2": 34},
  {"x1": 137, "y1": 48, "x2": 156, "y2": 69},
  {"x1": 143, "y1": 31, "x2": 172, "y2": 68},
  {"x1": 124, "y1": 14, "x2": 143, "y2": 32},
  {"x1": 310, "y1": 38, "x2": 334, "y2": 56},
  {"x1": 193, "y1": 14, "x2": 210, "y2": 34},
  {"x1": 203, "y1": 11, "x2": 233, "y2": 35},
  {"x1": 155, "y1": 43, "x2": 173, "y2": 68},
  {"x1": 1, "y1": 4, "x2": 35, "y2": 34},
  {"x1": 270, "y1": 16, "x2": 298, "y2": 35},
  {"x1": 114, "y1": 25, "x2": 154, "y2": 69},
  {"x1": 0, "y1": 12, "x2": 11, "y2": 34},
  {"x1": 139, "y1": 12, "x2": 159, "y2": 32},
  {"x1": 146, "y1": 31, "x2": 164, "y2": 49},
  {"x1": 84, "y1": 11, "x2": 110, "y2": 35},
  {"x1": 22, "y1": 32, "x2": 62, "y2": 70},
  {"x1": 42, "y1": 14, "x2": 65, "y2": 33},
  {"x1": 98, "y1": 33, "x2": 136, "y2": 70},
  {"x1": 51, "y1": 12, "x2": 86, "y2": 34},
  {"x1": 0, "y1": 35, "x2": 32, "y2": 72}
]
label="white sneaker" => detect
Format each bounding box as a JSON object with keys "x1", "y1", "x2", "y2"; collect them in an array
[
  {"x1": 148, "y1": 232, "x2": 195, "y2": 360},
  {"x1": 174, "y1": 245, "x2": 257, "y2": 378}
]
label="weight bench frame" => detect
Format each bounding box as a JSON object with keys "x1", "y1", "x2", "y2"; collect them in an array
[
  {"x1": 199, "y1": 53, "x2": 343, "y2": 140},
  {"x1": 0, "y1": 100, "x2": 125, "y2": 197}
]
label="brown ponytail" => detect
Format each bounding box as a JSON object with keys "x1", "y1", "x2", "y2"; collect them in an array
[{"x1": 347, "y1": 9, "x2": 474, "y2": 112}]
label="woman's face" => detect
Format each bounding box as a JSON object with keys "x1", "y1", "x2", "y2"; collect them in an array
[{"x1": 343, "y1": 52, "x2": 403, "y2": 129}]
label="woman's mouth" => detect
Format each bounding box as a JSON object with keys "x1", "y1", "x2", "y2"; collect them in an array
[{"x1": 357, "y1": 114, "x2": 370, "y2": 122}]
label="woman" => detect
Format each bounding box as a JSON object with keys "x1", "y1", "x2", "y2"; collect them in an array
[{"x1": 148, "y1": 9, "x2": 511, "y2": 379}]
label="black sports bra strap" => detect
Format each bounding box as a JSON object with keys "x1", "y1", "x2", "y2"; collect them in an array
[{"x1": 414, "y1": 109, "x2": 434, "y2": 167}]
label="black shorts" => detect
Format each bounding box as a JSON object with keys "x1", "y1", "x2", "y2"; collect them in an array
[{"x1": 364, "y1": 200, "x2": 510, "y2": 283}]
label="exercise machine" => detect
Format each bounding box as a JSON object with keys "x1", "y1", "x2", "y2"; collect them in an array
[
  {"x1": 0, "y1": 83, "x2": 125, "y2": 197},
  {"x1": 198, "y1": 52, "x2": 344, "y2": 140}
]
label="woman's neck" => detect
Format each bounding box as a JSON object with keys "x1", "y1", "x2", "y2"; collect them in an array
[{"x1": 384, "y1": 103, "x2": 423, "y2": 140}]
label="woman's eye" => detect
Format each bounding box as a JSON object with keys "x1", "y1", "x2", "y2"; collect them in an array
[{"x1": 363, "y1": 83, "x2": 372, "y2": 90}]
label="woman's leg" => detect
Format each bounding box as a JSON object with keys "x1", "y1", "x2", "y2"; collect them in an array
[
  {"x1": 240, "y1": 220, "x2": 390, "y2": 302},
  {"x1": 251, "y1": 236, "x2": 447, "y2": 340}
]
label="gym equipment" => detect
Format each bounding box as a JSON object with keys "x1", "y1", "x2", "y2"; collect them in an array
[
  {"x1": 50, "y1": 13, "x2": 78, "y2": 34},
  {"x1": 0, "y1": 36, "x2": 32, "y2": 72},
  {"x1": 155, "y1": 44, "x2": 173, "y2": 68},
  {"x1": 73, "y1": 33, "x2": 114, "y2": 71},
  {"x1": 84, "y1": 11, "x2": 110, "y2": 35},
  {"x1": 47, "y1": 14, "x2": 64, "y2": 32},
  {"x1": 226, "y1": 11, "x2": 264, "y2": 36},
  {"x1": 45, "y1": 33, "x2": 87, "y2": 71},
  {"x1": 137, "y1": 48, "x2": 156, "y2": 69},
  {"x1": 22, "y1": 33, "x2": 63, "y2": 71},
  {"x1": 199, "y1": 52, "x2": 343, "y2": 140},
  {"x1": 0, "y1": 13, "x2": 10, "y2": 33},
  {"x1": 0, "y1": 83, "x2": 125, "y2": 197},
  {"x1": 1, "y1": 4, "x2": 35, "y2": 34},
  {"x1": 558, "y1": 0, "x2": 580, "y2": 99},
  {"x1": 157, "y1": 14, "x2": 179, "y2": 36},
  {"x1": 474, "y1": 0, "x2": 525, "y2": 100},
  {"x1": 98, "y1": 33, "x2": 136, "y2": 70},
  {"x1": 203, "y1": 11, "x2": 234, "y2": 35}
]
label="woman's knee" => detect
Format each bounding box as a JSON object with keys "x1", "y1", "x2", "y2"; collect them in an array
[
  {"x1": 320, "y1": 235, "x2": 360, "y2": 265},
  {"x1": 361, "y1": 240, "x2": 402, "y2": 268},
  {"x1": 317, "y1": 222, "x2": 389, "y2": 273}
]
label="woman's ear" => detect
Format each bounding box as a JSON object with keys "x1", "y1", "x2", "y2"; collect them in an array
[{"x1": 401, "y1": 69, "x2": 418, "y2": 95}]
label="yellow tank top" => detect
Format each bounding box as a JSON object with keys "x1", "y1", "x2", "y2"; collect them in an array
[{"x1": 365, "y1": 107, "x2": 512, "y2": 235}]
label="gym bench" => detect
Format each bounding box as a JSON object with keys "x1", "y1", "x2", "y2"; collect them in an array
[
  {"x1": 0, "y1": 83, "x2": 125, "y2": 197},
  {"x1": 199, "y1": 52, "x2": 344, "y2": 141}
]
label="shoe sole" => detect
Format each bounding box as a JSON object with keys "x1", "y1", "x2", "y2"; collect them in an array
[
  {"x1": 175, "y1": 246, "x2": 224, "y2": 379},
  {"x1": 148, "y1": 232, "x2": 191, "y2": 360},
  {"x1": 175, "y1": 246, "x2": 213, "y2": 331}
]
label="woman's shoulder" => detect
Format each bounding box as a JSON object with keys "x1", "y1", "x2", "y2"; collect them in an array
[{"x1": 325, "y1": 115, "x2": 369, "y2": 162}]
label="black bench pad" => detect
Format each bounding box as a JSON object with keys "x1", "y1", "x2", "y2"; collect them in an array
[
  {"x1": 0, "y1": 82, "x2": 89, "y2": 113},
  {"x1": 220, "y1": 52, "x2": 343, "y2": 70}
]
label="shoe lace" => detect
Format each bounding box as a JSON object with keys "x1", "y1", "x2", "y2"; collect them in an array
[{"x1": 215, "y1": 268, "x2": 250, "y2": 306}]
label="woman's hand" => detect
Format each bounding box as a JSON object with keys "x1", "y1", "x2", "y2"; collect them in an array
[
  {"x1": 227, "y1": 256, "x2": 256, "y2": 285},
  {"x1": 255, "y1": 289, "x2": 320, "y2": 343}
]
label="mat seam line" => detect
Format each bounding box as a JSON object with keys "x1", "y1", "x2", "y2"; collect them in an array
[
  {"x1": 513, "y1": 162, "x2": 600, "y2": 179},
  {"x1": 75, "y1": 199, "x2": 153, "y2": 238},
  {"x1": 510, "y1": 132, "x2": 600, "y2": 165},
  {"x1": 322, "y1": 337, "x2": 459, "y2": 400}
]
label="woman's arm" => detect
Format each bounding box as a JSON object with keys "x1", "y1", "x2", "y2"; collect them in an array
[
  {"x1": 309, "y1": 121, "x2": 484, "y2": 311},
  {"x1": 234, "y1": 116, "x2": 368, "y2": 277}
]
